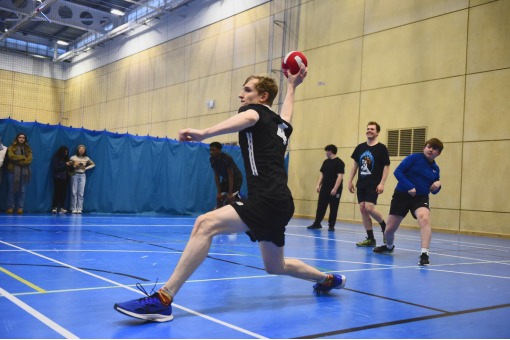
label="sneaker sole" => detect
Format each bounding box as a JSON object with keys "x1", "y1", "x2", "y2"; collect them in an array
[
  {"x1": 373, "y1": 251, "x2": 394, "y2": 255},
  {"x1": 356, "y1": 244, "x2": 376, "y2": 247},
  {"x1": 418, "y1": 262, "x2": 430, "y2": 266},
  {"x1": 114, "y1": 305, "x2": 174, "y2": 322}
]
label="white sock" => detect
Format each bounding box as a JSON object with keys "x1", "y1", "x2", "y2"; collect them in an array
[{"x1": 421, "y1": 248, "x2": 429, "y2": 255}]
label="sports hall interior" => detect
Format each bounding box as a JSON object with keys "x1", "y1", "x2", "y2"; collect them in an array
[
  {"x1": 0, "y1": 0, "x2": 509, "y2": 338},
  {"x1": 1, "y1": 0, "x2": 509, "y2": 238}
]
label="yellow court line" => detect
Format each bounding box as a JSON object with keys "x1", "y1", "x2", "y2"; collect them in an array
[{"x1": 0, "y1": 266, "x2": 46, "y2": 293}]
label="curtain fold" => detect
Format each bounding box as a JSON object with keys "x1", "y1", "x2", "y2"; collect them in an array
[{"x1": 0, "y1": 119, "x2": 247, "y2": 214}]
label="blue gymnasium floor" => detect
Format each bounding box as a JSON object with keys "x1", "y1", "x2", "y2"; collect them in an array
[{"x1": 0, "y1": 214, "x2": 509, "y2": 339}]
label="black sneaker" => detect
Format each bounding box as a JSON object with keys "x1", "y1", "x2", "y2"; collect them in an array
[
  {"x1": 328, "y1": 226, "x2": 335, "y2": 231},
  {"x1": 373, "y1": 245, "x2": 394, "y2": 254},
  {"x1": 307, "y1": 224, "x2": 322, "y2": 229},
  {"x1": 419, "y1": 253, "x2": 430, "y2": 266}
]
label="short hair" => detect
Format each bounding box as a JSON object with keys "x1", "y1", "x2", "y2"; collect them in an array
[
  {"x1": 367, "y1": 121, "x2": 381, "y2": 133},
  {"x1": 243, "y1": 75, "x2": 278, "y2": 106},
  {"x1": 425, "y1": 138, "x2": 444, "y2": 153},
  {"x1": 209, "y1": 141, "x2": 222, "y2": 150},
  {"x1": 324, "y1": 144, "x2": 337, "y2": 154}
]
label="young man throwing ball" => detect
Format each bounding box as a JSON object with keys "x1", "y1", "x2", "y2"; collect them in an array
[{"x1": 114, "y1": 64, "x2": 346, "y2": 322}]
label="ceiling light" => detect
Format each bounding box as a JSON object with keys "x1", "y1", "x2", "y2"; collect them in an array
[
  {"x1": 110, "y1": 9, "x2": 125, "y2": 16},
  {"x1": 56, "y1": 40, "x2": 69, "y2": 46}
]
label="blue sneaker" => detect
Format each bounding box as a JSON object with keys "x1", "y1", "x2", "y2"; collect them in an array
[
  {"x1": 114, "y1": 284, "x2": 173, "y2": 322},
  {"x1": 313, "y1": 274, "x2": 346, "y2": 295}
]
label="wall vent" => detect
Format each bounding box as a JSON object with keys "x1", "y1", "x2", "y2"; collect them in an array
[{"x1": 387, "y1": 127, "x2": 426, "y2": 157}]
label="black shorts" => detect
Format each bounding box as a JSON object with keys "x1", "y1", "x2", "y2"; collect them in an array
[
  {"x1": 219, "y1": 180, "x2": 242, "y2": 194},
  {"x1": 389, "y1": 191, "x2": 430, "y2": 219},
  {"x1": 356, "y1": 187, "x2": 379, "y2": 205},
  {"x1": 231, "y1": 194, "x2": 294, "y2": 247}
]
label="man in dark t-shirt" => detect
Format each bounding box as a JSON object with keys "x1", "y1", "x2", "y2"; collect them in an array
[
  {"x1": 347, "y1": 121, "x2": 390, "y2": 247},
  {"x1": 209, "y1": 141, "x2": 243, "y2": 208},
  {"x1": 114, "y1": 64, "x2": 347, "y2": 322},
  {"x1": 307, "y1": 144, "x2": 345, "y2": 231}
]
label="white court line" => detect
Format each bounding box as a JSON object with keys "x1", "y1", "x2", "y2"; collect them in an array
[
  {"x1": 422, "y1": 267, "x2": 510, "y2": 280},
  {"x1": 0, "y1": 216, "x2": 196, "y2": 220},
  {"x1": 4, "y1": 221, "x2": 508, "y2": 250},
  {"x1": 0, "y1": 240, "x2": 267, "y2": 339},
  {"x1": 287, "y1": 231, "x2": 510, "y2": 278},
  {"x1": 8, "y1": 259, "x2": 510, "y2": 301},
  {"x1": 286, "y1": 232, "x2": 510, "y2": 264},
  {"x1": 421, "y1": 250, "x2": 510, "y2": 264},
  {"x1": 0, "y1": 249, "x2": 246, "y2": 257},
  {"x1": 4, "y1": 234, "x2": 508, "y2": 275},
  {"x1": 0, "y1": 224, "x2": 194, "y2": 227},
  {"x1": 292, "y1": 256, "x2": 510, "y2": 278},
  {"x1": 0, "y1": 286, "x2": 79, "y2": 339},
  {"x1": 287, "y1": 224, "x2": 510, "y2": 251}
]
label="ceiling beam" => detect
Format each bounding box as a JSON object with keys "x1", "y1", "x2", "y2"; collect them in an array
[
  {"x1": 55, "y1": 0, "x2": 193, "y2": 62},
  {"x1": 0, "y1": 0, "x2": 60, "y2": 42},
  {"x1": 122, "y1": 0, "x2": 159, "y2": 11},
  {"x1": 0, "y1": 0, "x2": 121, "y2": 38}
]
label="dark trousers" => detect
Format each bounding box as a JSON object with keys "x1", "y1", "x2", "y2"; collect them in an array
[
  {"x1": 52, "y1": 178, "x2": 69, "y2": 209},
  {"x1": 314, "y1": 188, "x2": 342, "y2": 227}
]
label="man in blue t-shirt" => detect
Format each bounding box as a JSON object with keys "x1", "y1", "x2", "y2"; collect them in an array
[{"x1": 373, "y1": 138, "x2": 443, "y2": 266}]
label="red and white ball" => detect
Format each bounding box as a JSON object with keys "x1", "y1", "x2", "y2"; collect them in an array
[{"x1": 282, "y1": 51, "x2": 307, "y2": 77}]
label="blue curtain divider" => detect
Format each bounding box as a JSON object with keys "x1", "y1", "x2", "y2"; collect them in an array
[{"x1": 0, "y1": 118, "x2": 247, "y2": 214}]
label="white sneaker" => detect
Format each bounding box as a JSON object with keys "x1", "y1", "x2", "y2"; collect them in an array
[
  {"x1": 59, "y1": 208, "x2": 67, "y2": 214},
  {"x1": 72, "y1": 210, "x2": 79, "y2": 214},
  {"x1": 52, "y1": 208, "x2": 57, "y2": 214},
  {"x1": 77, "y1": 210, "x2": 82, "y2": 214}
]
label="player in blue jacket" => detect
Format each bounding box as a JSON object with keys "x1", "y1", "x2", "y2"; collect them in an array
[{"x1": 373, "y1": 138, "x2": 443, "y2": 266}]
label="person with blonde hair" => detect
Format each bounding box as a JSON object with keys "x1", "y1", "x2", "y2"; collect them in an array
[{"x1": 114, "y1": 65, "x2": 347, "y2": 322}]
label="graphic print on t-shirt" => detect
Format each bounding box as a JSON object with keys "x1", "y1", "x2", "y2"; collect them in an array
[
  {"x1": 276, "y1": 122, "x2": 289, "y2": 145},
  {"x1": 359, "y1": 151, "x2": 374, "y2": 177}
]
